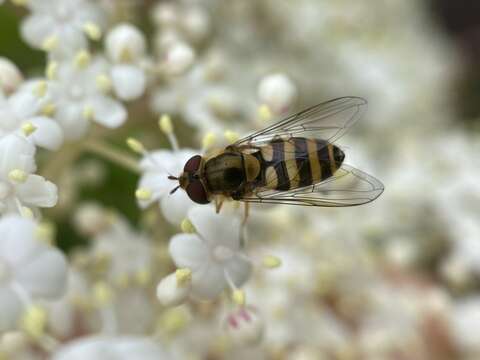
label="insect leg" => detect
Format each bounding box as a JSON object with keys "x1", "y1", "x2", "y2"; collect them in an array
[{"x1": 215, "y1": 197, "x2": 224, "y2": 213}]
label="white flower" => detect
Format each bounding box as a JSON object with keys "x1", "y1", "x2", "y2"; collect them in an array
[
  {"x1": 0, "y1": 57, "x2": 23, "y2": 95},
  {"x1": 0, "y1": 135, "x2": 58, "y2": 214},
  {"x1": 163, "y1": 42, "x2": 196, "y2": 76},
  {"x1": 46, "y1": 55, "x2": 127, "y2": 140},
  {"x1": 105, "y1": 23, "x2": 147, "y2": 101},
  {"x1": 156, "y1": 270, "x2": 192, "y2": 307},
  {"x1": 20, "y1": 0, "x2": 105, "y2": 58},
  {"x1": 450, "y1": 296, "x2": 480, "y2": 353},
  {"x1": 52, "y1": 336, "x2": 174, "y2": 360},
  {"x1": 257, "y1": 73, "x2": 297, "y2": 114},
  {"x1": 0, "y1": 89, "x2": 63, "y2": 150},
  {"x1": 138, "y1": 148, "x2": 197, "y2": 225},
  {"x1": 168, "y1": 206, "x2": 252, "y2": 299},
  {"x1": 0, "y1": 215, "x2": 68, "y2": 332}
]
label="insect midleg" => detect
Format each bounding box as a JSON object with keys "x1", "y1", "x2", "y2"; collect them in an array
[{"x1": 215, "y1": 197, "x2": 224, "y2": 213}]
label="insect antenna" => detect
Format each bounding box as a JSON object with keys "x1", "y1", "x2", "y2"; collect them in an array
[
  {"x1": 170, "y1": 185, "x2": 180, "y2": 195},
  {"x1": 168, "y1": 175, "x2": 178, "y2": 180}
]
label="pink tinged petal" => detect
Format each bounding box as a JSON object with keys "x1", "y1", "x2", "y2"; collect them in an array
[
  {"x1": 29, "y1": 116, "x2": 64, "y2": 150},
  {"x1": 160, "y1": 191, "x2": 193, "y2": 225},
  {"x1": 169, "y1": 233, "x2": 209, "y2": 271},
  {"x1": 0, "y1": 286, "x2": 22, "y2": 332},
  {"x1": 224, "y1": 256, "x2": 252, "y2": 288},
  {"x1": 0, "y1": 135, "x2": 36, "y2": 175},
  {"x1": 91, "y1": 96, "x2": 127, "y2": 128},
  {"x1": 55, "y1": 102, "x2": 89, "y2": 140},
  {"x1": 15, "y1": 248, "x2": 68, "y2": 299},
  {"x1": 191, "y1": 263, "x2": 227, "y2": 299},
  {"x1": 189, "y1": 206, "x2": 242, "y2": 249},
  {"x1": 20, "y1": 14, "x2": 56, "y2": 49},
  {"x1": 15, "y1": 174, "x2": 58, "y2": 208},
  {"x1": 0, "y1": 215, "x2": 40, "y2": 268},
  {"x1": 111, "y1": 65, "x2": 146, "y2": 101}
]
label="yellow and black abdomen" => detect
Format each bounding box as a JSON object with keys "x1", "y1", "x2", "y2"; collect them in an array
[{"x1": 256, "y1": 137, "x2": 345, "y2": 191}]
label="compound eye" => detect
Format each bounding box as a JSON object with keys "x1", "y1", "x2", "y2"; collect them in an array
[
  {"x1": 184, "y1": 155, "x2": 202, "y2": 173},
  {"x1": 186, "y1": 180, "x2": 210, "y2": 204}
]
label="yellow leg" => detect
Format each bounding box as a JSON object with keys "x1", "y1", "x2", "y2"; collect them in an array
[
  {"x1": 215, "y1": 197, "x2": 224, "y2": 214},
  {"x1": 242, "y1": 202, "x2": 249, "y2": 225}
]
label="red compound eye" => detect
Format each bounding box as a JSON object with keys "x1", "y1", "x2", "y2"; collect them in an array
[
  {"x1": 184, "y1": 155, "x2": 202, "y2": 173},
  {"x1": 186, "y1": 180, "x2": 210, "y2": 204}
]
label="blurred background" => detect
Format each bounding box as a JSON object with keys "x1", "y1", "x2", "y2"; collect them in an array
[{"x1": 1, "y1": 0, "x2": 480, "y2": 359}]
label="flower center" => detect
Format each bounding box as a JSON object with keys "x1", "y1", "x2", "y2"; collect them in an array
[
  {"x1": 70, "y1": 85, "x2": 85, "y2": 100},
  {"x1": 0, "y1": 259, "x2": 11, "y2": 283},
  {"x1": 213, "y1": 245, "x2": 234, "y2": 262},
  {"x1": 0, "y1": 182, "x2": 10, "y2": 200}
]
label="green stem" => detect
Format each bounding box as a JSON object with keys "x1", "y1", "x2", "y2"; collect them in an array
[{"x1": 83, "y1": 139, "x2": 140, "y2": 174}]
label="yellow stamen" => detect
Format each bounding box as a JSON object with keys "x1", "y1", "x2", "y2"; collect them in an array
[
  {"x1": 262, "y1": 255, "x2": 282, "y2": 269},
  {"x1": 92, "y1": 282, "x2": 114, "y2": 307},
  {"x1": 232, "y1": 289, "x2": 246, "y2": 306},
  {"x1": 19, "y1": 305, "x2": 47, "y2": 339},
  {"x1": 46, "y1": 61, "x2": 58, "y2": 80},
  {"x1": 82, "y1": 105, "x2": 94, "y2": 120},
  {"x1": 175, "y1": 268, "x2": 192, "y2": 286},
  {"x1": 95, "y1": 74, "x2": 112, "y2": 93},
  {"x1": 180, "y1": 218, "x2": 196, "y2": 233},
  {"x1": 21, "y1": 122, "x2": 37, "y2": 136},
  {"x1": 74, "y1": 50, "x2": 91, "y2": 69},
  {"x1": 41, "y1": 103, "x2": 56, "y2": 117},
  {"x1": 135, "y1": 188, "x2": 152, "y2": 201},
  {"x1": 83, "y1": 22, "x2": 102, "y2": 41},
  {"x1": 33, "y1": 81, "x2": 47, "y2": 98},
  {"x1": 159, "y1": 114, "x2": 173, "y2": 135},
  {"x1": 36, "y1": 222, "x2": 56, "y2": 246},
  {"x1": 8, "y1": 169, "x2": 28, "y2": 183},
  {"x1": 202, "y1": 132, "x2": 216, "y2": 149},
  {"x1": 258, "y1": 104, "x2": 272, "y2": 122},
  {"x1": 126, "y1": 137, "x2": 146, "y2": 154},
  {"x1": 41, "y1": 35, "x2": 58, "y2": 52}
]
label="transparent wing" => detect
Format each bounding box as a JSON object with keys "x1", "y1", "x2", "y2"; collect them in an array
[
  {"x1": 233, "y1": 97, "x2": 367, "y2": 147},
  {"x1": 240, "y1": 164, "x2": 384, "y2": 207}
]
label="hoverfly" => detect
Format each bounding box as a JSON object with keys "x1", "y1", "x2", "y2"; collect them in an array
[{"x1": 169, "y1": 97, "x2": 384, "y2": 213}]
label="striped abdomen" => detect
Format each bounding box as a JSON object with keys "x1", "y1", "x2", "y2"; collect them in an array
[{"x1": 255, "y1": 137, "x2": 345, "y2": 191}]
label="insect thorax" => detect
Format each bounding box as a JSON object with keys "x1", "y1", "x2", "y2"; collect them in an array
[{"x1": 204, "y1": 153, "x2": 246, "y2": 193}]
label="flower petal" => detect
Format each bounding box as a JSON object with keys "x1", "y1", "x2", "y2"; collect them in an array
[
  {"x1": 15, "y1": 248, "x2": 68, "y2": 299},
  {"x1": 111, "y1": 65, "x2": 146, "y2": 101},
  {"x1": 191, "y1": 263, "x2": 227, "y2": 299},
  {"x1": 91, "y1": 96, "x2": 127, "y2": 128},
  {"x1": 29, "y1": 116, "x2": 64, "y2": 151},
  {"x1": 0, "y1": 135, "x2": 36, "y2": 176},
  {"x1": 224, "y1": 256, "x2": 252, "y2": 288},
  {"x1": 160, "y1": 191, "x2": 193, "y2": 225},
  {"x1": 20, "y1": 14, "x2": 55, "y2": 49},
  {"x1": 55, "y1": 102, "x2": 89, "y2": 140},
  {"x1": 169, "y1": 233, "x2": 209, "y2": 271},
  {"x1": 0, "y1": 286, "x2": 22, "y2": 332},
  {"x1": 15, "y1": 174, "x2": 58, "y2": 208},
  {"x1": 189, "y1": 206, "x2": 241, "y2": 249},
  {"x1": 0, "y1": 215, "x2": 40, "y2": 269}
]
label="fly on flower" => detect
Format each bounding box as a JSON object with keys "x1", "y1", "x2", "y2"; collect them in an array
[{"x1": 169, "y1": 97, "x2": 384, "y2": 212}]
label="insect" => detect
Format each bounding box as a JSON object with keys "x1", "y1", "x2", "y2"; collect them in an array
[{"x1": 169, "y1": 97, "x2": 384, "y2": 214}]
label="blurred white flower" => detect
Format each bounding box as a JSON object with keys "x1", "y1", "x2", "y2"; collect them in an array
[
  {"x1": 105, "y1": 23, "x2": 147, "y2": 101},
  {"x1": 257, "y1": 73, "x2": 297, "y2": 114},
  {"x1": 138, "y1": 148, "x2": 197, "y2": 225},
  {"x1": 46, "y1": 55, "x2": 127, "y2": 140},
  {"x1": 0, "y1": 135, "x2": 57, "y2": 214},
  {"x1": 0, "y1": 90, "x2": 63, "y2": 150},
  {"x1": 0, "y1": 214, "x2": 67, "y2": 332},
  {"x1": 0, "y1": 57, "x2": 23, "y2": 95},
  {"x1": 20, "y1": 0, "x2": 105, "y2": 58},
  {"x1": 53, "y1": 336, "x2": 173, "y2": 360},
  {"x1": 156, "y1": 271, "x2": 191, "y2": 307},
  {"x1": 225, "y1": 306, "x2": 264, "y2": 346},
  {"x1": 163, "y1": 42, "x2": 196, "y2": 76},
  {"x1": 168, "y1": 206, "x2": 252, "y2": 299},
  {"x1": 450, "y1": 296, "x2": 480, "y2": 354}
]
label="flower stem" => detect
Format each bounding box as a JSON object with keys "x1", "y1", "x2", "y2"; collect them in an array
[{"x1": 83, "y1": 139, "x2": 140, "y2": 174}]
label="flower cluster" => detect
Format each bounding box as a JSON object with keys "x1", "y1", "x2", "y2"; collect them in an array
[{"x1": 0, "y1": 0, "x2": 479, "y2": 359}]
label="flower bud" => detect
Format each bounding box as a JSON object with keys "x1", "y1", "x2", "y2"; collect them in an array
[
  {"x1": 257, "y1": 73, "x2": 297, "y2": 114},
  {"x1": 156, "y1": 271, "x2": 191, "y2": 306},
  {"x1": 164, "y1": 42, "x2": 195, "y2": 76},
  {"x1": 106, "y1": 23, "x2": 146, "y2": 63},
  {"x1": 181, "y1": 7, "x2": 210, "y2": 43},
  {"x1": 225, "y1": 306, "x2": 263, "y2": 346},
  {"x1": 73, "y1": 203, "x2": 111, "y2": 236},
  {"x1": 0, "y1": 57, "x2": 23, "y2": 94}
]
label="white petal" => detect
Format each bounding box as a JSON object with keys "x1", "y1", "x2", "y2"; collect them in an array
[
  {"x1": 20, "y1": 14, "x2": 55, "y2": 49},
  {"x1": 55, "y1": 102, "x2": 89, "y2": 140},
  {"x1": 0, "y1": 286, "x2": 22, "y2": 332},
  {"x1": 224, "y1": 256, "x2": 252, "y2": 288},
  {"x1": 137, "y1": 173, "x2": 170, "y2": 208},
  {"x1": 191, "y1": 263, "x2": 227, "y2": 299},
  {"x1": 169, "y1": 233, "x2": 209, "y2": 271},
  {"x1": 15, "y1": 248, "x2": 68, "y2": 299},
  {"x1": 8, "y1": 89, "x2": 39, "y2": 119},
  {"x1": 91, "y1": 96, "x2": 127, "y2": 128},
  {"x1": 29, "y1": 116, "x2": 64, "y2": 150},
  {"x1": 111, "y1": 65, "x2": 146, "y2": 101},
  {"x1": 15, "y1": 174, "x2": 58, "y2": 208},
  {"x1": 189, "y1": 206, "x2": 241, "y2": 249},
  {"x1": 0, "y1": 135, "x2": 36, "y2": 176},
  {"x1": 0, "y1": 215, "x2": 39, "y2": 269},
  {"x1": 160, "y1": 191, "x2": 193, "y2": 225}
]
